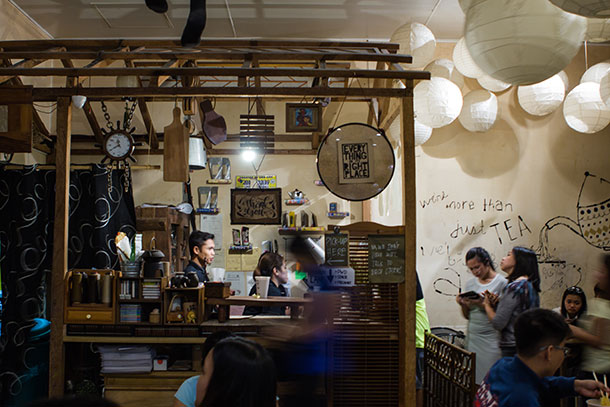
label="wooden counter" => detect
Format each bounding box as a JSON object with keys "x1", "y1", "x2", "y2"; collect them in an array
[{"x1": 206, "y1": 296, "x2": 313, "y2": 322}]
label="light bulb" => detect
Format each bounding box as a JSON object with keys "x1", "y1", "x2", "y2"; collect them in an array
[{"x1": 241, "y1": 149, "x2": 256, "y2": 162}]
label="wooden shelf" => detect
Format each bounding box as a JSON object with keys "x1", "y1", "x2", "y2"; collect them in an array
[
  {"x1": 278, "y1": 227, "x2": 325, "y2": 235},
  {"x1": 206, "y1": 179, "x2": 231, "y2": 184},
  {"x1": 284, "y1": 198, "x2": 309, "y2": 205},
  {"x1": 119, "y1": 299, "x2": 162, "y2": 303},
  {"x1": 195, "y1": 208, "x2": 220, "y2": 214},
  {"x1": 328, "y1": 211, "x2": 349, "y2": 218}
]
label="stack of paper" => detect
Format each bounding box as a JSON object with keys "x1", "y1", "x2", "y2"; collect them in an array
[{"x1": 98, "y1": 345, "x2": 154, "y2": 373}]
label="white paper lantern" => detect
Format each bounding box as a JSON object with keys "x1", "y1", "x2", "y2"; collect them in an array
[
  {"x1": 517, "y1": 74, "x2": 566, "y2": 116},
  {"x1": 425, "y1": 59, "x2": 465, "y2": 89},
  {"x1": 600, "y1": 70, "x2": 610, "y2": 107},
  {"x1": 464, "y1": 0, "x2": 587, "y2": 85},
  {"x1": 414, "y1": 77, "x2": 463, "y2": 128},
  {"x1": 563, "y1": 82, "x2": 610, "y2": 133},
  {"x1": 458, "y1": 0, "x2": 472, "y2": 13},
  {"x1": 414, "y1": 120, "x2": 433, "y2": 145},
  {"x1": 580, "y1": 61, "x2": 610, "y2": 84},
  {"x1": 116, "y1": 75, "x2": 139, "y2": 88},
  {"x1": 453, "y1": 37, "x2": 485, "y2": 79},
  {"x1": 390, "y1": 22, "x2": 436, "y2": 69},
  {"x1": 586, "y1": 18, "x2": 610, "y2": 42},
  {"x1": 458, "y1": 90, "x2": 498, "y2": 132},
  {"x1": 549, "y1": 0, "x2": 610, "y2": 18},
  {"x1": 477, "y1": 74, "x2": 511, "y2": 93},
  {"x1": 558, "y1": 70, "x2": 570, "y2": 91}
]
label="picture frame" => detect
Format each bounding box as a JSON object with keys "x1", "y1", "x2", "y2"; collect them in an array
[
  {"x1": 285, "y1": 103, "x2": 322, "y2": 133},
  {"x1": 230, "y1": 188, "x2": 282, "y2": 225}
]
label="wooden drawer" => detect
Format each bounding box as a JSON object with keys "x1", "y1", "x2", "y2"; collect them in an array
[{"x1": 66, "y1": 308, "x2": 114, "y2": 324}]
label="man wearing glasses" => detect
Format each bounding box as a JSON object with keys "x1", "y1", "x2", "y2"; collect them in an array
[{"x1": 475, "y1": 308, "x2": 608, "y2": 407}]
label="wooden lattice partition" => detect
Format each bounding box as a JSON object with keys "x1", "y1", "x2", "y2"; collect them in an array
[{"x1": 423, "y1": 333, "x2": 476, "y2": 407}]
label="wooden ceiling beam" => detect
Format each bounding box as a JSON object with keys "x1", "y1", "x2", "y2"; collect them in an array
[{"x1": 149, "y1": 59, "x2": 183, "y2": 87}]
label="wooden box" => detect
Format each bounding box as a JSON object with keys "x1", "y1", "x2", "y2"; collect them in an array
[
  {"x1": 64, "y1": 269, "x2": 116, "y2": 324},
  {"x1": 204, "y1": 282, "x2": 231, "y2": 299},
  {"x1": 163, "y1": 287, "x2": 204, "y2": 324}
]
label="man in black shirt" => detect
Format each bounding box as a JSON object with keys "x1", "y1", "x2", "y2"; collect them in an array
[{"x1": 184, "y1": 231, "x2": 215, "y2": 283}]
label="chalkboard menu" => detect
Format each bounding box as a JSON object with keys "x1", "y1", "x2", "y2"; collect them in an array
[
  {"x1": 368, "y1": 234, "x2": 405, "y2": 283},
  {"x1": 325, "y1": 232, "x2": 349, "y2": 266}
]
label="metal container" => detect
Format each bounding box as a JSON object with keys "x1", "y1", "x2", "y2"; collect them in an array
[{"x1": 120, "y1": 261, "x2": 142, "y2": 278}]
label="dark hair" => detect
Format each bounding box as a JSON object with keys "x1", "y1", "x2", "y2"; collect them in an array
[
  {"x1": 596, "y1": 254, "x2": 610, "y2": 298},
  {"x1": 465, "y1": 247, "x2": 495, "y2": 271},
  {"x1": 515, "y1": 308, "x2": 571, "y2": 358},
  {"x1": 189, "y1": 230, "x2": 214, "y2": 257},
  {"x1": 28, "y1": 396, "x2": 119, "y2": 407},
  {"x1": 508, "y1": 246, "x2": 540, "y2": 292},
  {"x1": 200, "y1": 337, "x2": 277, "y2": 407},
  {"x1": 594, "y1": 283, "x2": 603, "y2": 298},
  {"x1": 257, "y1": 252, "x2": 284, "y2": 278},
  {"x1": 202, "y1": 331, "x2": 234, "y2": 366},
  {"x1": 560, "y1": 286, "x2": 587, "y2": 320}
]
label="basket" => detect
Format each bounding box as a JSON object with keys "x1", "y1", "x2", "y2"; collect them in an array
[{"x1": 120, "y1": 261, "x2": 142, "y2": 278}]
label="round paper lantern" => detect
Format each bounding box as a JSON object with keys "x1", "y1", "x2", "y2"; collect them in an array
[
  {"x1": 458, "y1": 0, "x2": 472, "y2": 13},
  {"x1": 414, "y1": 77, "x2": 463, "y2": 128},
  {"x1": 464, "y1": 0, "x2": 587, "y2": 85},
  {"x1": 548, "y1": 0, "x2": 610, "y2": 18},
  {"x1": 558, "y1": 70, "x2": 570, "y2": 91},
  {"x1": 586, "y1": 18, "x2": 610, "y2": 42},
  {"x1": 425, "y1": 59, "x2": 465, "y2": 89},
  {"x1": 458, "y1": 90, "x2": 498, "y2": 132},
  {"x1": 415, "y1": 120, "x2": 433, "y2": 145},
  {"x1": 477, "y1": 73, "x2": 511, "y2": 93},
  {"x1": 580, "y1": 61, "x2": 610, "y2": 84},
  {"x1": 517, "y1": 74, "x2": 566, "y2": 116},
  {"x1": 563, "y1": 82, "x2": 610, "y2": 133},
  {"x1": 453, "y1": 37, "x2": 485, "y2": 79},
  {"x1": 390, "y1": 22, "x2": 436, "y2": 69},
  {"x1": 600, "y1": 70, "x2": 610, "y2": 107}
]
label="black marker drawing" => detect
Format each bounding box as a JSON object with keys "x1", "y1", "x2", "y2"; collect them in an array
[{"x1": 433, "y1": 267, "x2": 462, "y2": 297}]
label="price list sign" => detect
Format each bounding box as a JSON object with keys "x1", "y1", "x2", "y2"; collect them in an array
[{"x1": 368, "y1": 235, "x2": 405, "y2": 283}]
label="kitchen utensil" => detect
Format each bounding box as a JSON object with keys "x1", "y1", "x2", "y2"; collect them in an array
[{"x1": 163, "y1": 107, "x2": 189, "y2": 182}]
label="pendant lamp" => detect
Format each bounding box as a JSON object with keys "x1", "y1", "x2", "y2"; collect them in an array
[
  {"x1": 548, "y1": 0, "x2": 610, "y2": 18},
  {"x1": 563, "y1": 82, "x2": 610, "y2": 133},
  {"x1": 414, "y1": 77, "x2": 463, "y2": 128},
  {"x1": 517, "y1": 74, "x2": 566, "y2": 116},
  {"x1": 458, "y1": 90, "x2": 498, "y2": 132},
  {"x1": 425, "y1": 59, "x2": 465, "y2": 89},
  {"x1": 390, "y1": 22, "x2": 436, "y2": 69}
]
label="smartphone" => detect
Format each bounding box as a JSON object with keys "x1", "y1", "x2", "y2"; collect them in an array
[{"x1": 459, "y1": 291, "x2": 483, "y2": 300}]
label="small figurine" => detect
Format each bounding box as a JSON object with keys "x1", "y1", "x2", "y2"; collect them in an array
[{"x1": 288, "y1": 189, "x2": 304, "y2": 199}]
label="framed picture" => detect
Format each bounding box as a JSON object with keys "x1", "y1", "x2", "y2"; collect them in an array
[
  {"x1": 285, "y1": 103, "x2": 322, "y2": 132},
  {"x1": 230, "y1": 188, "x2": 282, "y2": 225}
]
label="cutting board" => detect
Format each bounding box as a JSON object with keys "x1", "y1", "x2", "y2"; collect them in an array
[{"x1": 163, "y1": 107, "x2": 189, "y2": 182}]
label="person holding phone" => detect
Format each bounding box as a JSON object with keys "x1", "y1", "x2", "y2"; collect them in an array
[{"x1": 457, "y1": 247, "x2": 507, "y2": 384}]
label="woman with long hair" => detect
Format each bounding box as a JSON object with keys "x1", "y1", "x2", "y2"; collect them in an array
[{"x1": 244, "y1": 252, "x2": 288, "y2": 316}]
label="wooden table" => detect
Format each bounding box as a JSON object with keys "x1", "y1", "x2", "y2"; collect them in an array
[{"x1": 206, "y1": 296, "x2": 313, "y2": 322}]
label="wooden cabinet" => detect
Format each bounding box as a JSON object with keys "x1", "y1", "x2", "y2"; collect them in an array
[
  {"x1": 104, "y1": 371, "x2": 195, "y2": 407},
  {"x1": 116, "y1": 276, "x2": 166, "y2": 325},
  {"x1": 135, "y1": 206, "x2": 190, "y2": 274},
  {"x1": 64, "y1": 269, "x2": 117, "y2": 324}
]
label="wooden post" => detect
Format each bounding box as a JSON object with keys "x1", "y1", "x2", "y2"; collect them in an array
[
  {"x1": 49, "y1": 97, "x2": 71, "y2": 397},
  {"x1": 399, "y1": 86, "x2": 416, "y2": 407}
]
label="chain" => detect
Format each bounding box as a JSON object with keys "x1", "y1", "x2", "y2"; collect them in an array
[
  {"x1": 123, "y1": 99, "x2": 138, "y2": 130},
  {"x1": 101, "y1": 101, "x2": 113, "y2": 129},
  {"x1": 123, "y1": 161, "x2": 131, "y2": 192},
  {"x1": 107, "y1": 164, "x2": 113, "y2": 197}
]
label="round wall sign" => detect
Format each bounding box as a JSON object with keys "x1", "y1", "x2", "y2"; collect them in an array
[{"x1": 316, "y1": 123, "x2": 395, "y2": 201}]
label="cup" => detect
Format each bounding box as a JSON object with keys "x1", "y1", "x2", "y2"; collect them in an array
[
  {"x1": 255, "y1": 276, "x2": 270, "y2": 299},
  {"x1": 209, "y1": 267, "x2": 225, "y2": 282}
]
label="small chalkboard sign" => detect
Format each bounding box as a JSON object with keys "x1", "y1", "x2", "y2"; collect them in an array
[
  {"x1": 325, "y1": 232, "x2": 349, "y2": 267},
  {"x1": 368, "y1": 234, "x2": 405, "y2": 283}
]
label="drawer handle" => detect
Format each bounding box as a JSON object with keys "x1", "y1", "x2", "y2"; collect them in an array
[{"x1": 86, "y1": 314, "x2": 92, "y2": 320}]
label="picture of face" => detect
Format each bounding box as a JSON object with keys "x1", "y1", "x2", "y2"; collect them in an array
[{"x1": 296, "y1": 108, "x2": 314, "y2": 127}]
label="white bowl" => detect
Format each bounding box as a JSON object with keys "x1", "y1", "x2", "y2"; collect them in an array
[{"x1": 587, "y1": 399, "x2": 606, "y2": 407}]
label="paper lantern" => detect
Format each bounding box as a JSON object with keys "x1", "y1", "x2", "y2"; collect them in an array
[
  {"x1": 600, "y1": 70, "x2": 610, "y2": 107},
  {"x1": 549, "y1": 0, "x2": 610, "y2": 18},
  {"x1": 558, "y1": 70, "x2": 570, "y2": 91},
  {"x1": 414, "y1": 77, "x2": 463, "y2": 128},
  {"x1": 390, "y1": 22, "x2": 436, "y2": 69},
  {"x1": 415, "y1": 120, "x2": 433, "y2": 145},
  {"x1": 458, "y1": 90, "x2": 498, "y2": 132},
  {"x1": 116, "y1": 76, "x2": 139, "y2": 88},
  {"x1": 563, "y1": 82, "x2": 610, "y2": 133},
  {"x1": 586, "y1": 17, "x2": 610, "y2": 42},
  {"x1": 464, "y1": 0, "x2": 587, "y2": 85},
  {"x1": 580, "y1": 61, "x2": 610, "y2": 84},
  {"x1": 477, "y1": 74, "x2": 511, "y2": 93},
  {"x1": 517, "y1": 74, "x2": 566, "y2": 116},
  {"x1": 425, "y1": 59, "x2": 465, "y2": 89},
  {"x1": 453, "y1": 37, "x2": 485, "y2": 79},
  {"x1": 458, "y1": 0, "x2": 472, "y2": 13}
]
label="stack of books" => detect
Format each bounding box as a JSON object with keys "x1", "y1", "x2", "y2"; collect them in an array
[
  {"x1": 119, "y1": 280, "x2": 140, "y2": 300},
  {"x1": 142, "y1": 279, "x2": 161, "y2": 299},
  {"x1": 119, "y1": 304, "x2": 141, "y2": 323},
  {"x1": 98, "y1": 345, "x2": 154, "y2": 373}
]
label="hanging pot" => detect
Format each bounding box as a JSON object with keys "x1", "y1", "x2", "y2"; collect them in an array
[{"x1": 143, "y1": 237, "x2": 166, "y2": 278}]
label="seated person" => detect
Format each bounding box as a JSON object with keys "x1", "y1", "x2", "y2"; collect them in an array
[
  {"x1": 475, "y1": 308, "x2": 608, "y2": 407},
  {"x1": 174, "y1": 331, "x2": 234, "y2": 407},
  {"x1": 184, "y1": 231, "x2": 215, "y2": 284},
  {"x1": 244, "y1": 252, "x2": 288, "y2": 316}
]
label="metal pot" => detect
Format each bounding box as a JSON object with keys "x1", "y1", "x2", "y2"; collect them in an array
[{"x1": 143, "y1": 237, "x2": 165, "y2": 278}]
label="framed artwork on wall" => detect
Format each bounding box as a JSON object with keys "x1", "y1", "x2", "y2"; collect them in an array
[
  {"x1": 230, "y1": 188, "x2": 282, "y2": 225},
  {"x1": 285, "y1": 103, "x2": 322, "y2": 132}
]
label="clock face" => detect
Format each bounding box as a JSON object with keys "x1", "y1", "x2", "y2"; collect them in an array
[{"x1": 104, "y1": 132, "x2": 132, "y2": 160}]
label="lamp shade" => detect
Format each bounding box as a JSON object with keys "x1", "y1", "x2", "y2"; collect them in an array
[
  {"x1": 586, "y1": 17, "x2": 610, "y2": 42},
  {"x1": 415, "y1": 120, "x2": 433, "y2": 145},
  {"x1": 425, "y1": 59, "x2": 465, "y2": 89},
  {"x1": 390, "y1": 22, "x2": 436, "y2": 69},
  {"x1": 477, "y1": 74, "x2": 511, "y2": 93},
  {"x1": 458, "y1": 90, "x2": 498, "y2": 132},
  {"x1": 517, "y1": 74, "x2": 566, "y2": 116},
  {"x1": 189, "y1": 137, "x2": 207, "y2": 169},
  {"x1": 453, "y1": 37, "x2": 485, "y2": 79},
  {"x1": 548, "y1": 0, "x2": 610, "y2": 18},
  {"x1": 601, "y1": 70, "x2": 610, "y2": 107},
  {"x1": 414, "y1": 77, "x2": 463, "y2": 128},
  {"x1": 558, "y1": 70, "x2": 570, "y2": 91},
  {"x1": 580, "y1": 61, "x2": 610, "y2": 84},
  {"x1": 464, "y1": 0, "x2": 587, "y2": 85},
  {"x1": 563, "y1": 82, "x2": 610, "y2": 133}
]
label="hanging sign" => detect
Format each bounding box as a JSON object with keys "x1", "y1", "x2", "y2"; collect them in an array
[
  {"x1": 368, "y1": 234, "x2": 405, "y2": 283},
  {"x1": 235, "y1": 175, "x2": 277, "y2": 189},
  {"x1": 324, "y1": 232, "x2": 349, "y2": 267},
  {"x1": 312, "y1": 266, "x2": 356, "y2": 287}
]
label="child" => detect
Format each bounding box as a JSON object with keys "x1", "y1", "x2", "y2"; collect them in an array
[{"x1": 555, "y1": 286, "x2": 588, "y2": 324}]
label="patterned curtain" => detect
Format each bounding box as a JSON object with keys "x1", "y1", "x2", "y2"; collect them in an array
[{"x1": 0, "y1": 164, "x2": 135, "y2": 402}]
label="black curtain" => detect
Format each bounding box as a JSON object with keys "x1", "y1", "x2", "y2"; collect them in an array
[{"x1": 0, "y1": 164, "x2": 135, "y2": 401}]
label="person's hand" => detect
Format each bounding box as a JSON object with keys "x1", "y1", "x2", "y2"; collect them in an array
[
  {"x1": 456, "y1": 295, "x2": 469, "y2": 306},
  {"x1": 484, "y1": 291, "x2": 499, "y2": 308},
  {"x1": 574, "y1": 379, "x2": 610, "y2": 398}
]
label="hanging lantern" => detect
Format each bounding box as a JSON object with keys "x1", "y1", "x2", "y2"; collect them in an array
[
  {"x1": 189, "y1": 136, "x2": 207, "y2": 170},
  {"x1": 390, "y1": 22, "x2": 437, "y2": 69},
  {"x1": 558, "y1": 70, "x2": 570, "y2": 92},
  {"x1": 414, "y1": 77, "x2": 463, "y2": 128},
  {"x1": 580, "y1": 61, "x2": 610, "y2": 84},
  {"x1": 600, "y1": 70, "x2": 610, "y2": 107},
  {"x1": 452, "y1": 37, "x2": 485, "y2": 79},
  {"x1": 425, "y1": 59, "x2": 465, "y2": 89},
  {"x1": 415, "y1": 120, "x2": 433, "y2": 146},
  {"x1": 517, "y1": 74, "x2": 566, "y2": 116},
  {"x1": 563, "y1": 82, "x2": 610, "y2": 133},
  {"x1": 458, "y1": 90, "x2": 498, "y2": 132},
  {"x1": 477, "y1": 74, "x2": 511, "y2": 93},
  {"x1": 464, "y1": 0, "x2": 587, "y2": 85},
  {"x1": 548, "y1": 0, "x2": 610, "y2": 18},
  {"x1": 586, "y1": 18, "x2": 610, "y2": 42}
]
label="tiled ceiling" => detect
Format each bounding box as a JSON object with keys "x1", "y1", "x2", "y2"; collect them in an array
[{"x1": 10, "y1": 0, "x2": 466, "y2": 41}]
